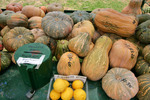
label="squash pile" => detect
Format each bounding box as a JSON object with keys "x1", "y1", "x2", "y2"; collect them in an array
[{"x1": 0, "y1": 0, "x2": 150, "y2": 99}]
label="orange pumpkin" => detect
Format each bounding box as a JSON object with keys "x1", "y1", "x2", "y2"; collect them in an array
[
  {"x1": 57, "y1": 52, "x2": 81, "y2": 75},
  {"x1": 94, "y1": 8, "x2": 138, "y2": 37},
  {"x1": 28, "y1": 16, "x2": 42, "y2": 29},
  {"x1": 47, "y1": 3, "x2": 64, "y2": 12},
  {"x1": 6, "y1": 3, "x2": 23, "y2": 12},
  {"x1": 31, "y1": 28, "x2": 45, "y2": 40},
  {"x1": 39, "y1": 6, "x2": 47, "y2": 13},
  {"x1": 0, "y1": 26, "x2": 10, "y2": 37},
  {"x1": 109, "y1": 39, "x2": 138, "y2": 70}
]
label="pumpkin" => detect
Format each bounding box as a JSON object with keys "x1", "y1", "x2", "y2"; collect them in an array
[
  {"x1": 57, "y1": 52, "x2": 81, "y2": 75},
  {"x1": 6, "y1": 3, "x2": 23, "y2": 12},
  {"x1": 0, "y1": 10, "x2": 15, "y2": 28},
  {"x1": 40, "y1": 6, "x2": 47, "y2": 13},
  {"x1": 121, "y1": 0, "x2": 142, "y2": 16},
  {"x1": 31, "y1": 28, "x2": 45, "y2": 40},
  {"x1": 7, "y1": 13, "x2": 28, "y2": 29},
  {"x1": 81, "y1": 36, "x2": 112, "y2": 81},
  {"x1": 142, "y1": 7, "x2": 150, "y2": 14},
  {"x1": 0, "y1": 36, "x2": 3, "y2": 51},
  {"x1": 135, "y1": 56, "x2": 150, "y2": 76},
  {"x1": 0, "y1": 51, "x2": 11, "y2": 72},
  {"x1": 136, "y1": 14, "x2": 150, "y2": 24},
  {"x1": 94, "y1": 8, "x2": 138, "y2": 37},
  {"x1": 42, "y1": 11, "x2": 73, "y2": 39},
  {"x1": 0, "y1": 9, "x2": 2, "y2": 14},
  {"x1": 135, "y1": 20, "x2": 150, "y2": 44},
  {"x1": 0, "y1": 26, "x2": 10, "y2": 37},
  {"x1": 137, "y1": 73, "x2": 150, "y2": 100},
  {"x1": 47, "y1": 3, "x2": 64, "y2": 12},
  {"x1": 68, "y1": 32, "x2": 91, "y2": 57},
  {"x1": 34, "y1": 35, "x2": 50, "y2": 45},
  {"x1": 3, "y1": 27, "x2": 35, "y2": 52},
  {"x1": 102, "y1": 68, "x2": 139, "y2": 100},
  {"x1": 70, "y1": 10, "x2": 92, "y2": 24},
  {"x1": 67, "y1": 20, "x2": 95, "y2": 40},
  {"x1": 109, "y1": 39, "x2": 138, "y2": 70},
  {"x1": 22, "y1": 5, "x2": 45, "y2": 18},
  {"x1": 89, "y1": 42, "x2": 94, "y2": 51},
  {"x1": 55, "y1": 40, "x2": 69, "y2": 60},
  {"x1": 47, "y1": 37, "x2": 57, "y2": 56},
  {"x1": 92, "y1": 30, "x2": 101, "y2": 43},
  {"x1": 28, "y1": 16, "x2": 42, "y2": 29},
  {"x1": 142, "y1": 45, "x2": 150, "y2": 63}
]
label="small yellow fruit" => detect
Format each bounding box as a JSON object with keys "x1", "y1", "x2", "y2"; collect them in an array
[
  {"x1": 72, "y1": 80, "x2": 84, "y2": 89},
  {"x1": 61, "y1": 87, "x2": 73, "y2": 100},
  {"x1": 63, "y1": 79, "x2": 70, "y2": 87},
  {"x1": 49, "y1": 89, "x2": 60, "y2": 100},
  {"x1": 53, "y1": 78, "x2": 67, "y2": 93},
  {"x1": 73, "y1": 89, "x2": 86, "y2": 100}
]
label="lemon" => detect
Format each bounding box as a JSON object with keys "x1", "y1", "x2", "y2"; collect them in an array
[
  {"x1": 72, "y1": 80, "x2": 84, "y2": 89},
  {"x1": 49, "y1": 89, "x2": 60, "y2": 100},
  {"x1": 53, "y1": 78, "x2": 67, "y2": 93},
  {"x1": 61, "y1": 87, "x2": 74, "y2": 100},
  {"x1": 63, "y1": 79, "x2": 70, "y2": 87},
  {"x1": 73, "y1": 89, "x2": 86, "y2": 100}
]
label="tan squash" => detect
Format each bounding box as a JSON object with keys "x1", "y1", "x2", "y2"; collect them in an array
[{"x1": 81, "y1": 36, "x2": 112, "y2": 81}]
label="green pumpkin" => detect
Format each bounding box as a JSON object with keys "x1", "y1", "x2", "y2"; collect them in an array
[
  {"x1": 47, "y1": 37, "x2": 57, "y2": 56},
  {"x1": 142, "y1": 45, "x2": 150, "y2": 63},
  {"x1": 135, "y1": 56, "x2": 150, "y2": 76},
  {"x1": 42, "y1": 11, "x2": 74, "y2": 39},
  {"x1": 0, "y1": 10, "x2": 15, "y2": 28},
  {"x1": 136, "y1": 14, "x2": 150, "y2": 25},
  {"x1": 70, "y1": 10, "x2": 92, "y2": 24},
  {"x1": 55, "y1": 40, "x2": 69, "y2": 60},
  {"x1": 0, "y1": 51, "x2": 11, "y2": 72},
  {"x1": 135, "y1": 20, "x2": 150, "y2": 44},
  {"x1": 137, "y1": 73, "x2": 150, "y2": 100}
]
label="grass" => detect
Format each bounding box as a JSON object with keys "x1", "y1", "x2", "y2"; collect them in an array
[{"x1": 0, "y1": 0, "x2": 130, "y2": 12}]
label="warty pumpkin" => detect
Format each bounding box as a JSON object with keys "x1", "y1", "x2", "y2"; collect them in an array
[
  {"x1": 6, "y1": 3, "x2": 23, "y2": 12},
  {"x1": 68, "y1": 32, "x2": 91, "y2": 57},
  {"x1": 102, "y1": 68, "x2": 139, "y2": 100},
  {"x1": 28, "y1": 16, "x2": 42, "y2": 29},
  {"x1": 42, "y1": 11, "x2": 73, "y2": 39},
  {"x1": 81, "y1": 36, "x2": 112, "y2": 81},
  {"x1": 109, "y1": 39, "x2": 138, "y2": 70},
  {"x1": 3, "y1": 27, "x2": 35, "y2": 52},
  {"x1": 142, "y1": 45, "x2": 150, "y2": 63},
  {"x1": 7, "y1": 13, "x2": 28, "y2": 29},
  {"x1": 121, "y1": 0, "x2": 142, "y2": 16},
  {"x1": 94, "y1": 8, "x2": 138, "y2": 37},
  {"x1": 57, "y1": 52, "x2": 81, "y2": 75}
]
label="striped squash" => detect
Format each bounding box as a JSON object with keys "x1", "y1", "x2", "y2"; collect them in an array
[
  {"x1": 68, "y1": 32, "x2": 91, "y2": 57},
  {"x1": 142, "y1": 45, "x2": 150, "y2": 63},
  {"x1": 135, "y1": 56, "x2": 150, "y2": 76},
  {"x1": 137, "y1": 73, "x2": 150, "y2": 100}
]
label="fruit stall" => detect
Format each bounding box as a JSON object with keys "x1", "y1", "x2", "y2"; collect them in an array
[{"x1": 0, "y1": 0, "x2": 150, "y2": 100}]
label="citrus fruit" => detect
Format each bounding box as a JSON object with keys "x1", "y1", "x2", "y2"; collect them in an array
[
  {"x1": 73, "y1": 89, "x2": 86, "y2": 100},
  {"x1": 72, "y1": 80, "x2": 84, "y2": 89},
  {"x1": 49, "y1": 89, "x2": 60, "y2": 100},
  {"x1": 61, "y1": 87, "x2": 74, "y2": 100}
]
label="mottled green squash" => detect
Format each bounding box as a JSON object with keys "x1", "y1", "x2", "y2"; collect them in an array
[
  {"x1": 142, "y1": 45, "x2": 150, "y2": 63},
  {"x1": 55, "y1": 40, "x2": 69, "y2": 60},
  {"x1": 81, "y1": 36, "x2": 112, "y2": 81},
  {"x1": 137, "y1": 73, "x2": 150, "y2": 100},
  {"x1": 136, "y1": 14, "x2": 150, "y2": 24}
]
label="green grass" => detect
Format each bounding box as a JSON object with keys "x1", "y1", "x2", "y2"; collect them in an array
[{"x1": 0, "y1": 0, "x2": 130, "y2": 12}]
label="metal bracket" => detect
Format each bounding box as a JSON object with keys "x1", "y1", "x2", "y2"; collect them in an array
[{"x1": 26, "y1": 89, "x2": 35, "y2": 99}]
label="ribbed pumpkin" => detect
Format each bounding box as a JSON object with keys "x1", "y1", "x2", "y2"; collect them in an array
[
  {"x1": 0, "y1": 51, "x2": 11, "y2": 72},
  {"x1": 137, "y1": 73, "x2": 150, "y2": 100},
  {"x1": 70, "y1": 10, "x2": 92, "y2": 24},
  {"x1": 103, "y1": 33, "x2": 122, "y2": 43},
  {"x1": 135, "y1": 56, "x2": 150, "y2": 76},
  {"x1": 67, "y1": 20, "x2": 95, "y2": 40},
  {"x1": 57, "y1": 52, "x2": 81, "y2": 75},
  {"x1": 6, "y1": 3, "x2": 23, "y2": 12},
  {"x1": 142, "y1": 45, "x2": 150, "y2": 63},
  {"x1": 31, "y1": 28, "x2": 45, "y2": 40},
  {"x1": 121, "y1": 0, "x2": 142, "y2": 16},
  {"x1": 81, "y1": 36, "x2": 112, "y2": 81},
  {"x1": 3, "y1": 27, "x2": 35, "y2": 52},
  {"x1": 102, "y1": 68, "x2": 139, "y2": 100},
  {"x1": 7, "y1": 13, "x2": 28, "y2": 29},
  {"x1": 39, "y1": 6, "x2": 47, "y2": 13},
  {"x1": 0, "y1": 10, "x2": 15, "y2": 28},
  {"x1": 47, "y1": 37, "x2": 57, "y2": 56},
  {"x1": 55, "y1": 40, "x2": 69, "y2": 60},
  {"x1": 135, "y1": 20, "x2": 150, "y2": 44},
  {"x1": 109, "y1": 39, "x2": 138, "y2": 70},
  {"x1": 47, "y1": 3, "x2": 64, "y2": 12},
  {"x1": 28, "y1": 16, "x2": 42, "y2": 29},
  {"x1": 136, "y1": 14, "x2": 150, "y2": 24},
  {"x1": 94, "y1": 8, "x2": 138, "y2": 37},
  {"x1": 68, "y1": 32, "x2": 91, "y2": 57},
  {"x1": 0, "y1": 26, "x2": 10, "y2": 37},
  {"x1": 34, "y1": 35, "x2": 50, "y2": 45}
]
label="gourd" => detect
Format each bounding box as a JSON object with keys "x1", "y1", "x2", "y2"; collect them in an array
[
  {"x1": 57, "y1": 52, "x2": 81, "y2": 75},
  {"x1": 94, "y1": 8, "x2": 138, "y2": 37},
  {"x1": 81, "y1": 36, "x2": 112, "y2": 81},
  {"x1": 136, "y1": 14, "x2": 150, "y2": 24},
  {"x1": 102, "y1": 68, "x2": 139, "y2": 100}
]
